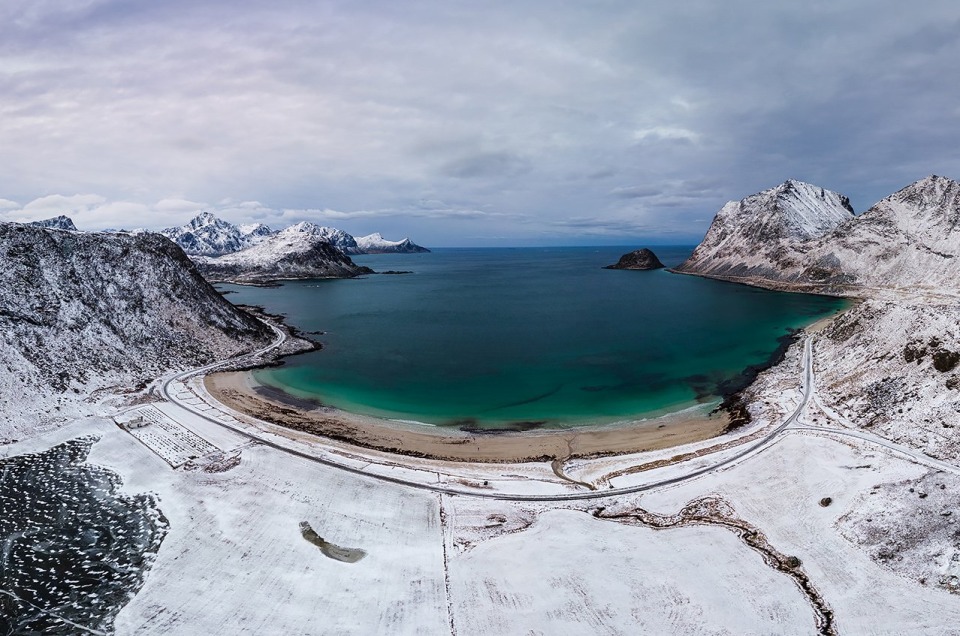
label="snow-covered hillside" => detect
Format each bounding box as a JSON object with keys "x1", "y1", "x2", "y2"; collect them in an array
[
  {"x1": 0, "y1": 223, "x2": 272, "y2": 438},
  {"x1": 284, "y1": 221, "x2": 361, "y2": 254},
  {"x1": 814, "y1": 298, "x2": 960, "y2": 460},
  {"x1": 355, "y1": 232, "x2": 430, "y2": 254},
  {"x1": 674, "y1": 179, "x2": 855, "y2": 287},
  {"x1": 677, "y1": 175, "x2": 960, "y2": 295},
  {"x1": 193, "y1": 223, "x2": 373, "y2": 284}
]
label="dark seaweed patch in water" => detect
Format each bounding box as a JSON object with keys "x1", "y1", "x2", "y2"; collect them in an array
[
  {"x1": 712, "y1": 330, "x2": 801, "y2": 430},
  {"x1": 441, "y1": 419, "x2": 548, "y2": 434},
  {"x1": 0, "y1": 436, "x2": 168, "y2": 635},
  {"x1": 253, "y1": 384, "x2": 325, "y2": 410}
]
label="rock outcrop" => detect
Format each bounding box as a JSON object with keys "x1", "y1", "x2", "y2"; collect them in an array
[
  {"x1": 604, "y1": 248, "x2": 665, "y2": 270},
  {"x1": 0, "y1": 223, "x2": 273, "y2": 436}
]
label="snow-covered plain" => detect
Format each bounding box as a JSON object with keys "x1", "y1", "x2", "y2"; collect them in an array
[{"x1": 6, "y1": 324, "x2": 960, "y2": 634}]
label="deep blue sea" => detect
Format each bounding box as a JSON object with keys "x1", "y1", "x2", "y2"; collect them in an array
[{"x1": 219, "y1": 246, "x2": 847, "y2": 429}]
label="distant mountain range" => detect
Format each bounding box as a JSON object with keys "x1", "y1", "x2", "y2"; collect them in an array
[
  {"x1": 159, "y1": 212, "x2": 429, "y2": 257},
  {"x1": 13, "y1": 211, "x2": 428, "y2": 284}
]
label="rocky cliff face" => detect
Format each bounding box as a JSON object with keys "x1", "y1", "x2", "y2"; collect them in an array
[
  {"x1": 676, "y1": 176, "x2": 960, "y2": 296},
  {"x1": 0, "y1": 224, "x2": 273, "y2": 437},
  {"x1": 193, "y1": 224, "x2": 373, "y2": 284}
]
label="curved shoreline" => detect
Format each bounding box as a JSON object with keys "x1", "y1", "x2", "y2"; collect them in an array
[{"x1": 203, "y1": 371, "x2": 730, "y2": 462}]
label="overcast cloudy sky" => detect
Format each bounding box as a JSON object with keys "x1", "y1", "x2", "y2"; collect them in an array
[{"x1": 1, "y1": 1, "x2": 958, "y2": 245}]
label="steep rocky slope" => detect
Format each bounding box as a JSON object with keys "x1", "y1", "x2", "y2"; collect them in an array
[
  {"x1": 814, "y1": 299, "x2": 960, "y2": 459},
  {"x1": 0, "y1": 223, "x2": 272, "y2": 438},
  {"x1": 677, "y1": 176, "x2": 960, "y2": 296},
  {"x1": 193, "y1": 223, "x2": 373, "y2": 284}
]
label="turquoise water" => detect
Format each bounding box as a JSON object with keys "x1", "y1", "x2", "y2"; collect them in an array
[{"x1": 219, "y1": 247, "x2": 847, "y2": 429}]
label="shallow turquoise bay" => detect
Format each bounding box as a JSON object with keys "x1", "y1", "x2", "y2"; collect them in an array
[{"x1": 219, "y1": 247, "x2": 847, "y2": 429}]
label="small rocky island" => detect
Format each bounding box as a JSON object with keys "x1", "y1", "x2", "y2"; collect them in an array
[{"x1": 604, "y1": 248, "x2": 665, "y2": 270}]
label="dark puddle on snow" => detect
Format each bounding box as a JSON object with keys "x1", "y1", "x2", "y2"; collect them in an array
[
  {"x1": 299, "y1": 522, "x2": 366, "y2": 563},
  {"x1": 0, "y1": 436, "x2": 168, "y2": 635}
]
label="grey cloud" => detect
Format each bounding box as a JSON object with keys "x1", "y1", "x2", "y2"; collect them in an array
[
  {"x1": 610, "y1": 185, "x2": 663, "y2": 199},
  {"x1": 439, "y1": 152, "x2": 532, "y2": 180},
  {"x1": 0, "y1": 1, "x2": 958, "y2": 244}
]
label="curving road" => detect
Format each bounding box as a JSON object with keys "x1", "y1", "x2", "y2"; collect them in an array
[{"x1": 157, "y1": 320, "x2": 823, "y2": 502}]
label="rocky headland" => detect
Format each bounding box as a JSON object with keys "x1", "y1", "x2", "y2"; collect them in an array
[{"x1": 679, "y1": 175, "x2": 960, "y2": 459}]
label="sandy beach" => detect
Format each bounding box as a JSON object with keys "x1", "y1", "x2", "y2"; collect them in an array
[{"x1": 203, "y1": 371, "x2": 730, "y2": 462}]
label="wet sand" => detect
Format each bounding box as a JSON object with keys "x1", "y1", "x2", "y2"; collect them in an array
[{"x1": 203, "y1": 371, "x2": 730, "y2": 463}]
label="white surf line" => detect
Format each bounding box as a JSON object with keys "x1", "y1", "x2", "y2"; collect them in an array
[
  {"x1": 0, "y1": 589, "x2": 108, "y2": 636},
  {"x1": 158, "y1": 320, "x2": 818, "y2": 502}
]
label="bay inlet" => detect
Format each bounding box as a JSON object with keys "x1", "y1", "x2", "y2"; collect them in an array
[{"x1": 216, "y1": 246, "x2": 847, "y2": 431}]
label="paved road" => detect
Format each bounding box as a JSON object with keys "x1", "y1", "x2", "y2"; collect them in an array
[{"x1": 157, "y1": 322, "x2": 821, "y2": 502}]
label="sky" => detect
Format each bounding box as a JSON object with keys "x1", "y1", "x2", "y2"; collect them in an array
[{"x1": 1, "y1": 0, "x2": 959, "y2": 246}]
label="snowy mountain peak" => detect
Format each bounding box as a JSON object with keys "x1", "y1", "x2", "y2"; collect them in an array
[
  {"x1": 238, "y1": 222, "x2": 274, "y2": 239},
  {"x1": 727, "y1": 180, "x2": 855, "y2": 241},
  {"x1": 675, "y1": 180, "x2": 855, "y2": 283},
  {"x1": 884, "y1": 175, "x2": 960, "y2": 212},
  {"x1": 355, "y1": 232, "x2": 430, "y2": 254},
  {"x1": 161, "y1": 212, "x2": 273, "y2": 257},
  {"x1": 279, "y1": 222, "x2": 360, "y2": 253},
  {"x1": 27, "y1": 215, "x2": 79, "y2": 231},
  {"x1": 187, "y1": 211, "x2": 225, "y2": 229}
]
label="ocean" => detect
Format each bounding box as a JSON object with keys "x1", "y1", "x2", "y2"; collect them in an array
[{"x1": 218, "y1": 246, "x2": 847, "y2": 429}]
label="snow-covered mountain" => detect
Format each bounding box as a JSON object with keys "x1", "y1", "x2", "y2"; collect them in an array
[
  {"x1": 161, "y1": 211, "x2": 276, "y2": 256},
  {"x1": 674, "y1": 179, "x2": 855, "y2": 286},
  {"x1": 676, "y1": 176, "x2": 960, "y2": 295},
  {"x1": 283, "y1": 221, "x2": 362, "y2": 254},
  {"x1": 355, "y1": 232, "x2": 429, "y2": 254},
  {"x1": 193, "y1": 223, "x2": 373, "y2": 284},
  {"x1": 0, "y1": 223, "x2": 273, "y2": 438},
  {"x1": 26, "y1": 215, "x2": 79, "y2": 231}
]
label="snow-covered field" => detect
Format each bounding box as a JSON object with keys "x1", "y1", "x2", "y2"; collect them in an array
[{"x1": 6, "y1": 326, "x2": 960, "y2": 634}]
